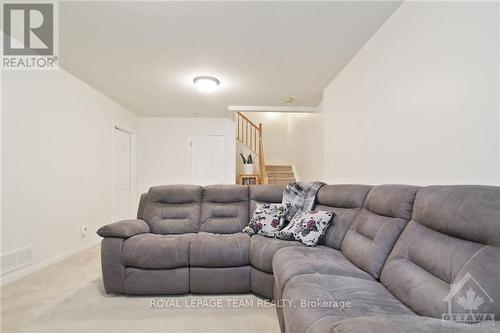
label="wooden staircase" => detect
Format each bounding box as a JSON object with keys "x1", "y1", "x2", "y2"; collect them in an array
[
  {"x1": 266, "y1": 165, "x2": 295, "y2": 185},
  {"x1": 236, "y1": 111, "x2": 296, "y2": 185},
  {"x1": 236, "y1": 112, "x2": 268, "y2": 184}
]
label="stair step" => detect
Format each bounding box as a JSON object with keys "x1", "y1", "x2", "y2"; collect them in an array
[
  {"x1": 266, "y1": 171, "x2": 294, "y2": 178},
  {"x1": 265, "y1": 165, "x2": 293, "y2": 172},
  {"x1": 268, "y1": 178, "x2": 295, "y2": 185}
]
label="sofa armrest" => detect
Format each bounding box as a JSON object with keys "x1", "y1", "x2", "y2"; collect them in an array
[{"x1": 97, "y1": 219, "x2": 150, "y2": 239}]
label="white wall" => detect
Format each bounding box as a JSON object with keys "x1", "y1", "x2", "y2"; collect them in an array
[
  {"x1": 322, "y1": 1, "x2": 500, "y2": 186},
  {"x1": 287, "y1": 106, "x2": 324, "y2": 182},
  {"x1": 1, "y1": 69, "x2": 138, "y2": 280},
  {"x1": 137, "y1": 117, "x2": 236, "y2": 194}
]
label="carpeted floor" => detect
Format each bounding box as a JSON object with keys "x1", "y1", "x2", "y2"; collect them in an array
[{"x1": 1, "y1": 245, "x2": 280, "y2": 333}]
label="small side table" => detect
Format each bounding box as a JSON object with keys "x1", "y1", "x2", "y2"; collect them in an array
[{"x1": 239, "y1": 174, "x2": 260, "y2": 185}]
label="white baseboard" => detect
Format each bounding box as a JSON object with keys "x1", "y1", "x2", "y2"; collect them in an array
[{"x1": 0, "y1": 239, "x2": 100, "y2": 287}]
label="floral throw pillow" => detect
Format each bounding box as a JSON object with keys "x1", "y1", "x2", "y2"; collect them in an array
[
  {"x1": 243, "y1": 203, "x2": 290, "y2": 237},
  {"x1": 276, "y1": 210, "x2": 335, "y2": 246}
]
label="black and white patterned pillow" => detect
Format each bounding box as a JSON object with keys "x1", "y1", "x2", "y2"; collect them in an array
[
  {"x1": 276, "y1": 210, "x2": 335, "y2": 246},
  {"x1": 243, "y1": 203, "x2": 290, "y2": 237}
]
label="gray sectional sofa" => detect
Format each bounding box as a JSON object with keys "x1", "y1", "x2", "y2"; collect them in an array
[{"x1": 97, "y1": 184, "x2": 500, "y2": 333}]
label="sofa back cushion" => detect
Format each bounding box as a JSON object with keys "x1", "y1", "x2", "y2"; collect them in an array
[
  {"x1": 381, "y1": 186, "x2": 500, "y2": 319},
  {"x1": 200, "y1": 185, "x2": 249, "y2": 233},
  {"x1": 249, "y1": 184, "x2": 285, "y2": 216},
  {"x1": 314, "y1": 185, "x2": 372, "y2": 250},
  {"x1": 341, "y1": 185, "x2": 419, "y2": 279},
  {"x1": 142, "y1": 185, "x2": 202, "y2": 234}
]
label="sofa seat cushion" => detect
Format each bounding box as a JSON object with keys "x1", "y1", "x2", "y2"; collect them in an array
[
  {"x1": 273, "y1": 246, "x2": 374, "y2": 300},
  {"x1": 249, "y1": 234, "x2": 304, "y2": 273},
  {"x1": 189, "y1": 232, "x2": 250, "y2": 267},
  {"x1": 122, "y1": 233, "x2": 192, "y2": 269},
  {"x1": 332, "y1": 315, "x2": 500, "y2": 333},
  {"x1": 282, "y1": 274, "x2": 414, "y2": 333}
]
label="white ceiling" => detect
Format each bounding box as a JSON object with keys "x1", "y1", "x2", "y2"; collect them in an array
[{"x1": 59, "y1": 1, "x2": 401, "y2": 117}]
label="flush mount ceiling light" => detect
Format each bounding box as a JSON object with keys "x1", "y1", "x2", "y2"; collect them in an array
[{"x1": 193, "y1": 76, "x2": 220, "y2": 93}]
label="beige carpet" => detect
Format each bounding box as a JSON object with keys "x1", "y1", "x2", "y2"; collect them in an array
[{"x1": 1, "y1": 245, "x2": 280, "y2": 333}]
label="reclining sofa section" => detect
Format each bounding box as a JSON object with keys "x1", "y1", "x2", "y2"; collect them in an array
[
  {"x1": 99, "y1": 184, "x2": 252, "y2": 294},
  {"x1": 97, "y1": 184, "x2": 500, "y2": 333}
]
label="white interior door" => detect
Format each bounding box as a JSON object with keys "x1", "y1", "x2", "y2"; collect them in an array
[
  {"x1": 113, "y1": 127, "x2": 132, "y2": 221},
  {"x1": 190, "y1": 135, "x2": 225, "y2": 185}
]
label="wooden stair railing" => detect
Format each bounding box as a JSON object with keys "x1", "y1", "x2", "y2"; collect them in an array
[
  {"x1": 236, "y1": 112, "x2": 268, "y2": 184},
  {"x1": 258, "y1": 123, "x2": 268, "y2": 184}
]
